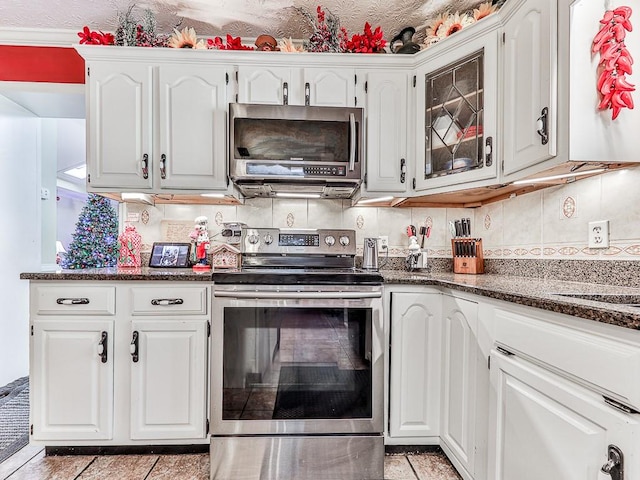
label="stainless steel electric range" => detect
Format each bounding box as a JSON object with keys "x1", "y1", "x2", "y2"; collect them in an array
[{"x1": 210, "y1": 228, "x2": 384, "y2": 480}]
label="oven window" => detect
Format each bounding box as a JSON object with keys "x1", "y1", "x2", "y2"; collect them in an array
[{"x1": 222, "y1": 307, "x2": 372, "y2": 420}]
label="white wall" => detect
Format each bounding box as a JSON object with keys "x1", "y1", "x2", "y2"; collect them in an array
[
  {"x1": 40, "y1": 120, "x2": 57, "y2": 267},
  {"x1": 0, "y1": 96, "x2": 40, "y2": 386}
]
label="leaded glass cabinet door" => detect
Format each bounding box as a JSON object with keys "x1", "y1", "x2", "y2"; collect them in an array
[{"x1": 425, "y1": 51, "x2": 484, "y2": 179}]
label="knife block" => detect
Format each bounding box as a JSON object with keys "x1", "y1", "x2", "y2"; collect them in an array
[{"x1": 451, "y1": 238, "x2": 484, "y2": 274}]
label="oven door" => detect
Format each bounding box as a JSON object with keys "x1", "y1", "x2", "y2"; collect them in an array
[{"x1": 211, "y1": 284, "x2": 383, "y2": 435}]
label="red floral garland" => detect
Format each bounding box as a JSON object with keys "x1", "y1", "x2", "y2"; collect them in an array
[
  {"x1": 592, "y1": 6, "x2": 634, "y2": 120},
  {"x1": 78, "y1": 26, "x2": 114, "y2": 45}
]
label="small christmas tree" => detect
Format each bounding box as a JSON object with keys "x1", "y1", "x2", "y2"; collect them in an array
[{"x1": 62, "y1": 194, "x2": 119, "y2": 269}]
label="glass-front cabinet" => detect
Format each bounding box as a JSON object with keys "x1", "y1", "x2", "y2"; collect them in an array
[
  {"x1": 425, "y1": 51, "x2": 484, "y2": 179},
  {"x1": 414, "y1": 23, "x2": 499, "y2": 193}
]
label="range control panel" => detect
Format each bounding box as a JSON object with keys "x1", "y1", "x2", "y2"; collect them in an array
[{"x1": 241, "y1": 228, "x2": 356, "y2": 256}]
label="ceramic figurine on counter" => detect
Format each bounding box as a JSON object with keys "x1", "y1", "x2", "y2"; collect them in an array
[{"x1": 189, "y1": 216, "x2": 211, "y2": 271}]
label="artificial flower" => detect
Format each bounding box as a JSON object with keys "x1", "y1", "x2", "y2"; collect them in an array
[
  {"x1": 424, "y1": 13, "x2": 449, "y2": 43},
  {"x1": 206, "y1": 35, "x2": 254, "y2": 50},
  {"x1": 278, "y1": 37, "x2": 306, "y2": 53},
  {"x1": 473, "y1": 1, "x2": 498, "y2": 21},
  {"x1": 78, "y1": 26, "x2": 115, "y2": 45},
  {"x1": 167, "y1": 27, "x2": 205, "y2": 49},
  {"x1": 296, "y1": 5, "x2": 348, "y2": 53},
  {"x1": 437, "y1": 12, "x2": 475, "y2": 38},
  {"x1": 345, "y1": 22, "x2": 386, "y2": 53}
]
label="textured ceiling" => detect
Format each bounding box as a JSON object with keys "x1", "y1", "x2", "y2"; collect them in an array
[{"x1": 0, "y1": 0, "x2": 487, "y2": 44}]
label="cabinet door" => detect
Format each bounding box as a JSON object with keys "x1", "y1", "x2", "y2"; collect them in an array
[
  {"x1": 488, "y1": 350, "x2": 640, "y2": 480},
  {"x1": 87, "y1": 63, "x2": 153, "y2": 189},
  {"x1": 31, "y1": 320, "x2": 114, "y2": 440},
  {"x1": 389, "y1": 292, "x2": 442, "y2": 438},
  {"x1": 441, "y1": 296, "x2": 479, "y2": 477},
  {"x1": 414, "y1": 30, "x2": 499, "y2": 192},
  {"x1": 502, "y1": 0, "x2": 557, "y2": 176},
  {"x1": 237, "y1": 66, "x2": 298, "y2": 105},
  {"x1": 363, "y1": 71, "x2": 410, "y2": 193},
  {"x1": 130, "y1": 319, "x2": 208, "y2": 440},
  {"x1": 302, "y1": 68, "x2": 355, "y2": 107},
  {"x1": 158, "y1": 66, "x2": 229, "y2": 190}
]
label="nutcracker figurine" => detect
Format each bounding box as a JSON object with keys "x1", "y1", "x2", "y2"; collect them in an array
[{"x1": 189, "y1": 216, "x2": 211, "y2": 271}]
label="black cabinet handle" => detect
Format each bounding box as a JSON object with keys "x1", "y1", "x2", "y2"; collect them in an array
[
  {"x1": 305, "y1": 82, "x2": 310, "y2": 106},
  {"x1": 151, "y1": 298, "x2": 184, "y2": 306},
  {"x1": 400, "y1": 158, "x2": 406, "y2": 183},
  {"x1": 56, "y1": 298, "x2": 89, "y2": 305},
  {"x1": 141, "y1": 153, "x2": 149, "y2": 179},
  {"x1": 98, "y1": 331, "x2": 108, "y2": 363},
  {"x1": 283, "y1": 82, "x2": 288, "y2": 105},
  {"x1": 536, "y1": 107, "x2": 549, "y2": 145},
  {"x1": 485, "y1": 136, "x2": 493, "y2": 167},
  {"x1": 130, "y1": 331, "x2": 139, "y2": 363},
  {"x1": 160, "y1": 154, "x2": 167, "y2": 179}
]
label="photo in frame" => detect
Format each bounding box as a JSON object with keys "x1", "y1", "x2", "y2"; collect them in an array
[{"x1": 149, "y1": 242, "x2": 192, "y2": 268}]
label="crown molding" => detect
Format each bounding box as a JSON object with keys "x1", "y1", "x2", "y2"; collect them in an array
[{"x1": 0, "y1": 28, "x2": 81, "y2": 47}]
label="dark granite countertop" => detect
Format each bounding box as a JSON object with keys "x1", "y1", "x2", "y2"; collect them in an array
[
  {"x1": 382, "y1": 270, "x2": 640, "y2": 331},
  {"x1": 20, "y1": 267, "x2": 640, "y2": 330},
  {"x1": 20, "y1": 267, "x2": 213, "y2": 281}
]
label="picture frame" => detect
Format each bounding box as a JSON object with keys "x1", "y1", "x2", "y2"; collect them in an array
[{"x1": 149, "y1": 242, "x2": 192, "y2": 268}]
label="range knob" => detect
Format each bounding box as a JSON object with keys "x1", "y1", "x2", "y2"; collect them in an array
[
  {"x1": 324, "y1": 235, "x2": 336, "y2": 246},
  {"x1": 339, "y1": 235, "x2": 350, "y2": 246},
  {"x1": 263, "y1": 233, "x2": 274, "y2": 245},
  {"x1": 248, "y1": 234, "x2": 260, "y2": 245}
]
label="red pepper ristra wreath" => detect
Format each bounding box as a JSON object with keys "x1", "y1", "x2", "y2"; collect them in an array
[{"x1": 592, "y1": 6, "x2": 635, "y2": 120}]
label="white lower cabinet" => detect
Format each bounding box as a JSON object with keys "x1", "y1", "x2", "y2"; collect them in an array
[
  {"x1": 440, "y1": 295, "x2": 481, "y2": 480},
  {"x1": 31, "y1": 320, "x2": 114, "y2": 441},
  {"x1": 29, "y1": 282, "x2": 210, "y2": 445},
  {"x1": 130, "y1": 319, "x2": 208, "y2": 440},
  {"x1": 388, "y1": 291, "x2": 442, "y2": 440},
  {"x1": 489, "y1": 349, "x2": 640, "y2": 480}
]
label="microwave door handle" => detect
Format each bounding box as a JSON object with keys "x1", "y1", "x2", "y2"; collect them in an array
[{"x1": 349, "y1": 113, "x2": 356, "y2": 172}]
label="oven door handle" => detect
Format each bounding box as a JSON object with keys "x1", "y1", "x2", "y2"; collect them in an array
[{"x1": 214, "y1": 291, "x2": 382, "y2": 299}]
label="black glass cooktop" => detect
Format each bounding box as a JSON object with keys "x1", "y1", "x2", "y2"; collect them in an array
[{"x1": 212, "y1": 267, "x2": 383, "y2": 285}]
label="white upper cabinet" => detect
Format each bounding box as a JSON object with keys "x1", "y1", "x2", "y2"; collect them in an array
[
  {"x1": 414, "y1": 19, "x2": 500, "y2": 193},
  {"x1": 361, "y1": 70, "x2": 410, "y2": 194},
  {"x1": 87, "y1": 63, "x2": 153, "y2": 189},
  {"x1": 237, "y1": 66, "x2": 355, "y2": 106},
  {"x1": 501, "y1": 0, "x2": 557, "y2": 177},
  {"x1": 157, "y1": 66, "x2": 229, "y2": 190}
]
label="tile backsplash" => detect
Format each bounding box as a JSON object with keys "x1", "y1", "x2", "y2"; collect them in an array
[{"x1": 123, "y1": 165, "x2": 640, "y2": 262}]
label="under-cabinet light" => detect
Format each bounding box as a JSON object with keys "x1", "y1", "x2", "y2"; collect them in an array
[
  {"x1": 200, "y1": 193, "x2": 226, "y2": 198},
  {"x1": 121, "y1": 192, "x2": 154, "y2": 205},
  {"x1": 512, "y1": 168, "x2": 606, "y2": 185},
  {"x1": 275, "y1": 192, "x2": 322, "y2": 199},
  {"x1": 356, "y1": 196, "x2": 394, "y2": 205}
]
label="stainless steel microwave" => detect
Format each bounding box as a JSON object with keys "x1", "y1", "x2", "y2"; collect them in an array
[{"x1": 229, "y1": 103, "x2": 364, "y2": 198}]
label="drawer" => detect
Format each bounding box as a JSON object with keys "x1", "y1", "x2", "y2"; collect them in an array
[
  {"x1": 33, "y1": 285, "x2": 116, "y2": 316},
  {"x1": 494, "y1": 307, "x2": 640, "y2": 411},
  {"x1": 130, "y1": 286, "x2": 208, "y2": 316}
]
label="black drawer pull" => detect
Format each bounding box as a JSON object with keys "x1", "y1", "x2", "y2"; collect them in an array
[
  {"x1": 151, "y1": 298, "x2": 184, "y2": 306},
  {"x1": 98, "y1": 331, "x2": 108, "y2": 363},
  {"x1": 56, "y1": 298, "x2": 90, "y2": 305},
  {"x1": 130, "y1": 331, "x2": 139, "y2": 363}
]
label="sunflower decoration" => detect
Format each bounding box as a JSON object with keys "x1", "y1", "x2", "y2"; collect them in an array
[
  {"x1": 473, "y1": 1, "x2": 498, "y2": 21},
  {"x1": 278, "y1": 37, "x2": 306, "y2": 53},
  {"x1": 438, "y1": 12, "x2": 475, "y2": 39},
  {"x1": 168, "y1": 27, "x2": 205, "y2": 49},
  {"x1": 424, "y1": 13, "x2": 448, "y2": 46}
]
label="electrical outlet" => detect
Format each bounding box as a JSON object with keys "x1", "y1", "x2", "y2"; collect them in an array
[
  {"x1": 588, "y1": 220, "x2": 610, "y2": 248},
  {"x1": 379, "y1": 236, "x2": 389, "y2": 251}
]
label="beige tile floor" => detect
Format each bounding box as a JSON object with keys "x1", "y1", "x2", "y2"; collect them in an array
[{"x1": 1, "y1": 445, "x2": 461, "y2": 480}]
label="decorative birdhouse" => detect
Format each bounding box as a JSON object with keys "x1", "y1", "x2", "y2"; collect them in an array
[{"x1": 209, "y1": 244, "x2": 241, "y2": 269}]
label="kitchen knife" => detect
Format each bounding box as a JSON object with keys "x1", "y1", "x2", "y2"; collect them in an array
[
  {"x1": 461, "y1": 218, "x2": 468, "y2": 237},
  {"x1": 466, "y1": 218, "x2": 471, "y2": 237},
  {"x1": 449, "y1": 221, "x2": 456, "y2": 238},
  {"x1": 472, "y1": 239, "x2": 476, "y2": 257},
  {"x1": 454, "y1": 220, "x2": 462, "y2": 237}
]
